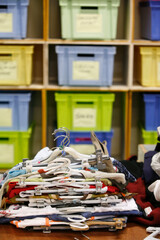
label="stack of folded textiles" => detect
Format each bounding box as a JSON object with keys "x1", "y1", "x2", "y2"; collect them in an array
[{"x1": 0, "y1": 131, "x2": 142, "y2": 232}]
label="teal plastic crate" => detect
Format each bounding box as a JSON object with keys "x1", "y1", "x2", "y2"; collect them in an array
[
  {"x1": 0, "y1": 126, "x2": 32, "y2": 169},
  {"x1": 59, "y1": 0, "x2": 120, "y2": 40},
  {"x1": 55, "y1": 92, "x2": 115, "y2": 131}
]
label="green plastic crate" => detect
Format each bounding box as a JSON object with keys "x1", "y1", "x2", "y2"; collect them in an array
[
  {"x1": 55, "y1": 92, "x2": 115, "y2": 131},
  {"x1": 59, "y1": 0, "x2": 120, "y2": 40},
  {"x1": 0, "y1": 126, "x2": 32, "y2": 169},
  {"x1": 141, "y1": 128, "x2": 158, "y2": 145}
]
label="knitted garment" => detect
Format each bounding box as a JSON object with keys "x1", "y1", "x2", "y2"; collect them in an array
[{"x1": 126, "y1": 177, "x2": 160, "y2": 226}]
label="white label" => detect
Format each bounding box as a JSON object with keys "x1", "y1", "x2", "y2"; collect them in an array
[
  {"x1": 70, "y1": 144, "x2": 95, "y2": 155},
  {"x1": 157, "y1": 62, "x2": 160, "y2": 82},
  {"x1": 0, "y1": 108, "x2": 12, "y2": 127},
  {"x1": 73, "y1": 108, "x2": 96, "y2": 128},
  {"x1": 0, "y1": 13, "x2": 12, "y2": 32},
  {"x1": 76, "y1": 14, "x2": 102, "y2": 33},
  {"x1": 0, "y1": 61, "x2": 17, "y2": 80},
  {"x1": 0, "y1": 144, "x2": 14, "y2": 164},
  {"x1": 73, "y1": 61, "x2": 99, "y2": 81}
]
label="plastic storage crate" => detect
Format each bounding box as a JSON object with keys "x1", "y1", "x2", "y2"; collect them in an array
[
  {"x1": 141, "y1": 128, "x2": 157, "y2": 145},
  {"x1": 55, "y1": 130, "x2": 114, "y2": 155},
  {"x1": 55, "y1": 46, "x2": 116, "y2": 87},
  {"x1": 0, "y1": 0, "x2": 29, "y2": 39},
  {"x1": 139, "y1": 0, "x2": 160, "y2": 40},
  {"x1": 143, "y1": 94, "x2": 160, "y2": 131},
  {"x1": 139, "y1": 47, "x2": 160, "y2": 87},
  {"x1": 59, "y1": 0, "x2": 120, "y2": 40},
  {"x1": 0, "y1": 92, "x2": 31, "y2": 131},
  {"x1": 55, "y1": 92, "x2": 115, "y2": 131},
  {"x1": 0, "y1": 45, "x2": 34, "y2": 86},
  {"x1": 0, "y1": 126, "x2": 32, "y2": 168}
]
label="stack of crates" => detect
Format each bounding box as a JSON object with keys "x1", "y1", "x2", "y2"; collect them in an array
[
  {"x1": 55, "y1": 92, "x2": 115, "y2": 155},
  {"x1": 141, "y1": 93, "x2": 160, "y2": 144},
  {"x1": 54, "y1": 0, "x2": 120, "y2": 154},
  {"x1": 0, "y1": 92, "x2": 32, "y2": 169}
]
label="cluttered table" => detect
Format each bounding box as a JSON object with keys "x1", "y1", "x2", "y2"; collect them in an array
[{"x1": 1, "y1": 223, "x2": 149, "y2": 240}]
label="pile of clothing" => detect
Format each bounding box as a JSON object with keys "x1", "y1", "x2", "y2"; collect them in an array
[
  {"x1": 126, "y1": 134, "x2": 160, "y2": 227},
  {"x1": 0, "y1": 130, "x2": 142, "y2": 232}
]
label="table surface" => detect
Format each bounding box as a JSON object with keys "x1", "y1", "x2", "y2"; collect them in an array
[{"x1": 0, "y1": 222, "x2": 149, "y2": 240}]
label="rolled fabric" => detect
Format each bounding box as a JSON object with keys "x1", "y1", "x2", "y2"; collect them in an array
[{"x1": 148, "y1": 180, "x2": 160, "y2": 202}]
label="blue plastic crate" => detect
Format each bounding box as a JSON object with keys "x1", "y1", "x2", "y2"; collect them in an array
[
  {"x1": 0, "y1": 0, "x2": 29, "y2": 39},
  {"x1": 139, "y1": 0, "x2": 160, "y2": 40},
  {"x1": 55, "y1": 45, "x2": 116, "y2": 87},
  {"x1": 55, "y1": 130, "x2": 114, "y2": 155},
  {"x1": 143, "y1": 93, "x2": 160, "y2": 130},
  {"x1": 0, "y1": 92, "x2": 31, "y2": 131}
]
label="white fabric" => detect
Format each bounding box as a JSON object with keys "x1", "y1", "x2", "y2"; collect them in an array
[
  {"x1": 151, "y1": 152, "x2": 160, "y2": 177},
  {"x1": 148, "y1": 180, "x2": 160, "y2": 202},
  {"x1": 79, "y1": 169, "x2": 126, "y2": 184},
  {"x1": 92, "y1": 198, "x2": 139, "y2": 213}
]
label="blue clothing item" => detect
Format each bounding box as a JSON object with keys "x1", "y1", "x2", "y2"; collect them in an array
[
  {"x1": 0, "y1": 169, "x2": 27, "y2": 186},
  {"x1": 0, "y1": 214, "x2": 71, "y2": 224},
  {"x1": 143, "y1": 151, "x2": 159, "y2": 185},
  {"x1": 81, "y1": 210, "x2": 143, "y2": 219},
  {"x1": 111, "y1": 158, "x2": 136, "y2": 182}
]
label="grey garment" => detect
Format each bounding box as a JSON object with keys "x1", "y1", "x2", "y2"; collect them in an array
[
  {"x1": 90, "y1": 131, "x2": 116, "y2": 173},
  {"x1": 151, "y1": 152, "x2": 160, "y2": 176}
]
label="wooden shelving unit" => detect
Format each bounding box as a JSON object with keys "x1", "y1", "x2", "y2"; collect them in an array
[{"x1": 1, "y1": 0, "x2": 159, "y2": 162}]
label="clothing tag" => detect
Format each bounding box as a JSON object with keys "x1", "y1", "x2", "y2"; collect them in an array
[{"x1": 144, "y1": 206, "x2": 152, "y2": 216}]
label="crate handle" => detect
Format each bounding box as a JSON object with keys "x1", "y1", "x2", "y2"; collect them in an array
[
  {"x1": 0, "y1": 138, "x2": 9, "y2": 141},
  {"x1": 81, "y1": 6, "x2": 98, "y2": 10},
  {"x1": 75, "y1": 137, "x2": 91, "y2": 142},
  {"x1": 0, "y1": 101, "x2": 9, "y2": 105},
  {"x1": 0, "y1": 6, "x2": 7, "y2": 9},
  {"x1": 0, "y1": 54, "x2": 12, "y2": 57},
  {"x1": 76, "y1": 102, "x2": 94, "y2": 105},
  {"x1": 77, "y1": 54, "x2": 95, "y2": 58}
]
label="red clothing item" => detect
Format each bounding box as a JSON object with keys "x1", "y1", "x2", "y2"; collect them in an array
[
  {"x1": 126, "y1": 178, "x2": 153, "y2": 210},
  {"x1": 89, "y1": 182, "x2": 119, "y2": 193},
  {"x1": 126, "y1": 177, "x2": 160, "y2": 226},
  {"x1": 5, "y1": 181, "x2": 37, "y2": 199}
]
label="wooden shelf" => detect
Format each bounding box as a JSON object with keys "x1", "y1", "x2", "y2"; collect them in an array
[
  {"x1": 46, "y1": 85, "x2": 129, "y2": 92},
  {"x1": 0, "y1": 0, "x2": 159, "y2": 161},
  {"x1": 47, "y1": 39, "x2": 130, "y2": 45},
  {"x1": 133, "y1": 40, "x2": 160, "y2": 45},
  {"x1": 0, "y1": 39, "x2": 45, "y2": 44}
]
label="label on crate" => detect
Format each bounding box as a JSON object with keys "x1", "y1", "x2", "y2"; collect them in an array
[
  {"x1": 70, "y1": 144, "x2": 95, "y2": 155},
  {"x1": 0, "y1": 13, "x2": 12, "y2": 32},
  {"x1": 73, "y1": 108, "x2": 96, "y2": 128},
  {"x1": 76, "y1": 14, "x2": 102, "y2": 33},
  {"x1": 157, "y1": 62, "x2": 160, "y2": 82},
  {"x1": 0, "y1": 61, "x2": 17, "y2": 80},
  {"x1": 73, "y1": 61, "x2": 99, "y2": 81},
  {"x1": 0, "y1": 108, "x2": 12, "y2": 127},
  {"x1": 0, "y1": 144, "x2": 14, "y2": 163}
]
